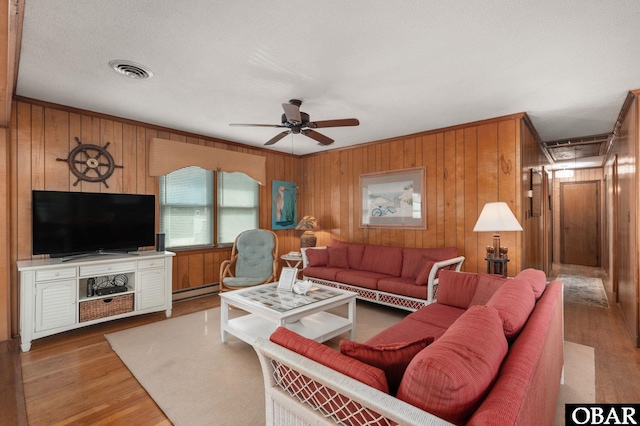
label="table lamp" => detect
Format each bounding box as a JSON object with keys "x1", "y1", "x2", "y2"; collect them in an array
[
  {"x1": 473, "y1": 202, "x2": 522, "y2": 259},
  {"x1": 295, "y1": 215, "x2": 320, "y2": 248}
]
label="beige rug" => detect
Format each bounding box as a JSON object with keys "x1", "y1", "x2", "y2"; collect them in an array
[
  {"x1": 105, "y1": 302, "x2": 594, "y2": 426},
  {"x1": 559, "y1": 274, "x2": 610, "y2": 308}
]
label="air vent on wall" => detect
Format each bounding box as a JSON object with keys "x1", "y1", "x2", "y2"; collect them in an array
[{"x1": 108, "y1": 60, "x2": 153, "y2": 80}]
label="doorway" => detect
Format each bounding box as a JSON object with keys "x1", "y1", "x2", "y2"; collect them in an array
[{"x1": 560, "y1": 181, "x2": 600, "y2": 266}]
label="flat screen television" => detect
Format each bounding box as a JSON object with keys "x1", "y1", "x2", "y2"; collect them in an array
[{"x1": 32, "y1": 190, "x2": 156, "y2": 257}]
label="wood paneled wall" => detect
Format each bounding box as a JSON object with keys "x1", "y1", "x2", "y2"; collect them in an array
[
  {"x1": 298, "y1": 114, "x2": 531, "y2": 275},
  {"x1": 8, "y1": 99, "x2": 302, "y2": 337},
  {"x1": 605, "y1": 90, "x2": 639, "y2": 346}
]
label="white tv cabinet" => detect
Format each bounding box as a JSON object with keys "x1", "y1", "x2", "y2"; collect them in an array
[{"x1": 18, "y1": 250, "x2": 175, "y2": 352}]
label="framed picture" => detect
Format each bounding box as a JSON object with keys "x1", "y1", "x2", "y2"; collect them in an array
[
  {"x1": 277, "y1": 267, "x2": 298, "y2": 292},
  {"x1": 272, "y1": 180, "x2": 297, "y2": 230},
  {"x1": 359, "y1": 167, "x2": 426, "y2": 229}
]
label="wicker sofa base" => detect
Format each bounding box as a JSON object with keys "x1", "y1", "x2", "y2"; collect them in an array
[{"x1": 303, "y1": 277, "x2": 430, "y2": 312}]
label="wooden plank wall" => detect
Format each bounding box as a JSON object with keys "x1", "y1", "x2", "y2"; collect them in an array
[
  {"x1": 8, "y1": 99, "x2": 301, "y2": 336},
  {"x1": 298, "y1": 114, "x2": 528, "y2": 275}
]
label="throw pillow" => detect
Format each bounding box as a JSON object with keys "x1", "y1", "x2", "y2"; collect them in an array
[
  {"x1": 306, "y1": 248, "x2": 328, "y2": 267},
  {"x1": 469, "y1": 273, "x2": 508, "y2": 306},
  {"x1": 435, "y1": 270, "x2": 479, "y2": 309},
  {"x1": 486, "y1": 279, "x2": 536, "y2": 340},
  {"x1": 396, "y1": 305, "x2": 508, "y2": 425},
  {"x1": 339, "y1": 336, "x2": 434, "y2": 395},
  {"x1": 270, "y1": 327, "x2": 389, "y2": 393},
  {"x1": 327, "y1": 246, "x2": 349, "y2": 268},
  {"x1": 413, "y1": 257, "x2": 437, "y2": 286}
]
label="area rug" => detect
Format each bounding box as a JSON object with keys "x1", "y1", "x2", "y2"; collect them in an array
[
  {"x1": 106, "y1": 302, "x2": 595, "y2": 426},
  {"x1": 555, "y1": 341, "x2": 596, "y2": 425},
  {"x1": 104, "y1": 302, "x2": 405, "y2": 426},
  {"x1": 559, "y1": 274, "x2": 609, "y2": 308}
]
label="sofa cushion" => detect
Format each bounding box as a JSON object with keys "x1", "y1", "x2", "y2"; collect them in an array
[
  {"x1": 306, "y1": 248, "x2": 328, "y2": 267},
  {"x1": 435, "y1": 270, "x2": 479, "y2": 308},
  {"x1": 303, "y1": 266, "x2": 346, "y2": 281},
  {"x1": 396, "y1": 305, "x2": 508, "y2": 425},
  {"x1": 407, "y1": 302, "x2": 466, "y2": 329},
  {"x1": 377, "y1": 277, "x2": 428, "y2": 299},
  {"x1": 487, "y1": 279, "x2": 536, "y2": 340},
  {"x1": 413, "y1": 257, "x2": 437, "y2": 285},
  {"x1": 514, "y1": 268, "x2": 547, "y2": 300},
  {"x1": 359, "y1": 245, "x2": 403, "y2": 276},
  {"x1": 270, "y1": 327, "x2": 389, "y2": 393},
  {"x1": 330, "y1": 240, "x2": 366, "y2": 270},
  {"x1": 401, "y1": 247, "x2": 459, "y2": 278},
  {"x1": 327, "y1": 246, "x2": 349, "y2": 268},
  {"x1": 340, "y1": 336, "x2": 434, "y2": 395},
  {"x1": 335, "y1": 270, "x2": 391, "y2": 290},
  {"x1": 365, "y1": 317, "x2": 449, "y2": 346},
  {"x1": 469, "y1": 273, "x2": 508, "y2": 306}
]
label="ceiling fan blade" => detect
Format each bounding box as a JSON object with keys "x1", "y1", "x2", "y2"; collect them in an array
[
  {"x1": 302, "y1": 129, "x2": 334, "y2": 146},
  {"x1": 229, "y1": 123, "x2": 285, "y2": 128},
  {"x1": 307, "y1": 118, "x2": 360, "y2": 128},
  {"x1": 264, "y1": 131, "x2": 290, "y2": 146},
  {"x1": 282, "y1": 103, "x2": 302, "y2": 123}
]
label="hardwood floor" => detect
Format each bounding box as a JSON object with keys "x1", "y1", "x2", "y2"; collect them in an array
[{"x1": 3, "y1": 265, "x2": 640, "y2": 425}]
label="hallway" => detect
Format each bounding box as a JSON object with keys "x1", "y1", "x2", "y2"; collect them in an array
[{"x1": 550, "y1": 263, "x2": 640, "y2": 403}]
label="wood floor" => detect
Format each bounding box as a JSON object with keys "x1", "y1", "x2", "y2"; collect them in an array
[{"x1": 2, "y1": 264, "x2": 639, "y2": 425}]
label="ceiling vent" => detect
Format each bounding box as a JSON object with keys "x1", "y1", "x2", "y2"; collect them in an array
[{"x1": 108, "y1": 60, "x2": 153, "y2": 80}]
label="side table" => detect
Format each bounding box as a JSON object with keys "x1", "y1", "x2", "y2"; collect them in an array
[
  {"x1": 485, "y1": 256, "x2": 509, "y2": 277},
  {"x1": 281, "y1": 253, "x2": 303, "y2": 269}
]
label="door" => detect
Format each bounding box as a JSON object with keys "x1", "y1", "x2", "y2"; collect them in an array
[{"x1": 560, "y1": 181, "x2": 600, "y2": 266}]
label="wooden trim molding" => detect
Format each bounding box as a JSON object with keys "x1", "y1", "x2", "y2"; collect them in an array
[{"x1": 148, "y1": 137, "x2": 267, "y2": 185}]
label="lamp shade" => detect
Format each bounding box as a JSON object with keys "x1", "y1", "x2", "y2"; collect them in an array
[
  {"x1": 295, "y1": 216, "x2": 320, "y2": 231},
  {"x1": 473, "y1": 202, "x2": 523, "y2": 232}
]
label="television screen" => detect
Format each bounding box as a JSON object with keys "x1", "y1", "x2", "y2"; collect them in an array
[{"x1": 32, "y1": 190, "x2": 156, "y2": 257}]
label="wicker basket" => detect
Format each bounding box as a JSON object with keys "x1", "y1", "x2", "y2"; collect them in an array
[{"x1": 79, "y1": 293, "x2": 134, "y2": 322}]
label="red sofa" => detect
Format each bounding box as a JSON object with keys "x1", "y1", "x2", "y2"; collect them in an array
[
  {"x1": 301, "y1": 240, "x2": 465, "y2": 311},
  {"x1": 253, "y1": 268, "x2": 564, "y2": 425}
]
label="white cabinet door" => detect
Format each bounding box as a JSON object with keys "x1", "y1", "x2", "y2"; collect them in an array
[
  {"x1": 35, "y1": 280, "x2": 77, "y2": 332},
  {"x1": 137, "y1": 268, "x2": 165, "y2": 310}
]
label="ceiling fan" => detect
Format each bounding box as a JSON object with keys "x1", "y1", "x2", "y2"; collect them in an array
[{"x1": 229, "y1": 99, "x2": 360, "y2": 146}]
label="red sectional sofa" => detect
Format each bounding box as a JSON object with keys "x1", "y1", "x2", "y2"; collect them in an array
[
  {"x1": 301, "y1": 240, "x2": 466, "y2": 311},
  {"x1": 253, "y1": 268, "x2": 564, "y2": 426}
]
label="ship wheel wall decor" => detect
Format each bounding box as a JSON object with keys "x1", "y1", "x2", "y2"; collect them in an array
[{"x1": 56, "y1": 137, "x2": 123, "y2": 188}]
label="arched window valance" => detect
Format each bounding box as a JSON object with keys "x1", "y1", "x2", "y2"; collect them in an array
[{"x1": 148, "y1": 138, "x2": 266, "y2": 185}]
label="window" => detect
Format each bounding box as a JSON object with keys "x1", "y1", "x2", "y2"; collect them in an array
[
  {"x1": 159, "y1": 167, "x2": 259, "y2": 249},
  {"x1": 217, "y1": 172, "x2": 259, "y2": 245},
  {"x1": 159, "y1": 167, "x2": 214, "y2": 248}
]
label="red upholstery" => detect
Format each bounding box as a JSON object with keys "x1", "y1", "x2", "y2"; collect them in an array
[
  {"x1": 436, "y1": 270, "x2": 479, "y2": 308},
  {"x1": 400, "y1": 247, "x2": 458, "y2": 278},
  {"x1": 377, "y1": 277, "x2": 428, "y2": 299},
  {"x1": 359, "y1": 245, "x2": 404, "y2": 276},
  {"x1": 340, "y1": 336, "x2": 434, "y2": 395},
  {"x1": 302, "y1": 266, "x2": 345, "y2": 281},
  {"x1": 414, "y1": 258, "x2": 437, "y2": 285},
  {"x1": 365, "y1": 317, "x2": 449, "y2": 346},
  {"x1": 468, "y1": 281, "x2": 564, "y2": 426},
  {"x1": 327, "y1": 246, "x2": 349, "y2": 268},
  {"x1": 487, "y1": 279, "x2": 536, "y2": 340},
  {"x1": 330, "y1": 240, "x2": 366, "y2": 270},
  {"x1": 270, "y1": 327, "x2": 388, "y2": 392},
  {"x1": 306, "y1": 248, "x2": 328, "y2": 267},
  {"x1": 514, "y1": 268, "x2": 547, "y2": 300},
  {"x1": 407, "y1": 302, "x2": 466, "y2": 330},
  {"x1": 335, "y1": 270, "x2": 392, "y2": 290},
  {"x1": 396, "y1": 305, "x2": 508, "y2": 425},
  {"x1": 469, "y1": 273, "x2": 508, "y2": 306}
]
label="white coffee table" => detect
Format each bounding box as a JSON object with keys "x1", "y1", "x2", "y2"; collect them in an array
[{"x1": 220, "y1": 283, "x2": 356, "y2": 344}]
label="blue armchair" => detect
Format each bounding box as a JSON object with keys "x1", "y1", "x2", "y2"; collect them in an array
[{"x1": 219, "y1": 229, "x2": 279, "y2": 292}]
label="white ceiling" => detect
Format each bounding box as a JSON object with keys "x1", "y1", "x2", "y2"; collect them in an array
[{"x1": 15, "y1": 0, "x2": 640, "y2": 156}]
